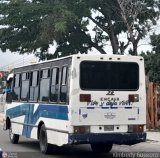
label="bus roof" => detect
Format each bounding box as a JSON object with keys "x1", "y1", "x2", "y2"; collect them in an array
[{"x1": 13, "y1": 54, "x2": 143, "y2": 70}]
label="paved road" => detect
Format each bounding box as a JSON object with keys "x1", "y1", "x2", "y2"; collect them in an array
[{"x1": 0, "y1": 124, "x2": 160, "y2": 158}]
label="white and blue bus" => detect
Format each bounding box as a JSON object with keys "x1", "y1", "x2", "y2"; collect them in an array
[{"x1": 4, "y1": 54, "x2": 146, "y2": 154}]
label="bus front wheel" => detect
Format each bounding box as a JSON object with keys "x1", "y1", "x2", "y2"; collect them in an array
[
  {"x1": 39, "y1": 124, "x2": 53, "y2": 154},
  {"x1": 9, "y1": 125, "x2": 19, "y2": 144},
  {"x1": 90, "y1": 143, "x2": 113, "y2": 153}
]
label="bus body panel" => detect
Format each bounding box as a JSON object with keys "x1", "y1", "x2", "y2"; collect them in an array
[
  {"x1": 70, "y1": 55, "x2": 146, "y2": 133},
  {"x1": 4, "y1": 54, "x2": 146, "y2": 147},
  {"x1": 6, "y1": 102, "x2": 70, "y2": 146}
]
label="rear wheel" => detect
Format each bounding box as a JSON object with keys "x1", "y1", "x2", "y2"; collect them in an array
[
  {"x1": 9, "y1": 124, "x2": 19, "y2": 144},
  {"x1": 39, "y1": 124, "x2": 55, "y2": 154},
  {"x1": 91, "y1": 143, "x2": 113, "y2": 153}
]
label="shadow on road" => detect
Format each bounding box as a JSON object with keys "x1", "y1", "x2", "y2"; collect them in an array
[
  {"x1": 18, "y1": 140, "x2": 40, "y2": 151},
  {"x1": 16, "y1": 140, "x2": 113, "y2": 158}
]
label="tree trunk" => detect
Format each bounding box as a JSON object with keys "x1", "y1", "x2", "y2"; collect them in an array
[
  {"x1": 107, "y1": 17, "x2": 119, "y2": 54},
  {"x1": 133, "y1": 43, "x2": 138, "y2": 56},
  {"x1": 119, "y1": 41, "x2": 130, "y2": 55},
  {"x1": 108, "y1": 29, "x2": 119, "y2": 54},
  {"x1": 89, "y1": 15, "x2": 119, "y2": 54},
  {"x1": 91, "y1": 42, "x2": 107, "y2": 54}
]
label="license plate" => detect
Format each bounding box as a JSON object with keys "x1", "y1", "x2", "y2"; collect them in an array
[{"x1": 104, "y1": 125, "x2": 114, "y2": 131}]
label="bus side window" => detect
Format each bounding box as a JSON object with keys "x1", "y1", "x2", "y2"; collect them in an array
[
  {"x1": 21, "y1": 72, "x2": 30, "y2": 101},
  {"x1": 60, "y1": 66, "x2": 68, "y2": 103},
  {"x1": 12, "y1": 74, "x2": 21, "y2": 101},
  {"x1": 50, "y1": 68, "x2": 59, "y2": 102},
  {"x1": 40, "y1": 69, "x2": 50, "y2": 102},
  {"x1": 30, "y1": 71, "x2": 39, "y2": 102}
]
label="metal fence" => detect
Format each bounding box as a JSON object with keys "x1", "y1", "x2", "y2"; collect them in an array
[{"x1": 0, "y1": 94, "x2": 5, "y2": 113}]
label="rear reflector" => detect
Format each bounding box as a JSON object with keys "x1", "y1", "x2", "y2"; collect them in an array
[
  {"x1": 80, "y1": 94, "x2": 91, "y2": 102},
  {"x1": 128, "y1": 94, "x2": 139, "y2": 103}
]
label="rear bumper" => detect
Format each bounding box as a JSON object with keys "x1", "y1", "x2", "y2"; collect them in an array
[{"x1": 68, "y1": 132, "x2": 146, "y2": 145}]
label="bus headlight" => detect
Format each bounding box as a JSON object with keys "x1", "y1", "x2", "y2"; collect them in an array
[
  {"x1": 128, "y1": 125, "x2": 144, "y2": 133},
  {"x1": 74, "y1": 126, "x2": 90, "y2": 134}
]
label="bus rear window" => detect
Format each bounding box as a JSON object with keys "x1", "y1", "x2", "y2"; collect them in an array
[{"x1": 80, "y1": 61, "x2": 139, "y2": 91}]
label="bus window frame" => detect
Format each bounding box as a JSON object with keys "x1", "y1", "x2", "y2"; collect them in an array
[
  {"x1": 59, "y1": 65, "x2": 69, "y2": 104},
  {"x1": 29, "y1": 69, "x2": 40, "y2": 103},
  {"x1": 39, "y1": 68, "x2": 51, "y2": 102},
  {"x1": 20, "y1": 71, "x2": 30, "y2": 102},
  {"x1": 49, "y1": 67, "x2": 60, "y2": 103},
  {"x1": 12, "y1": 73, "x2": 22, "y2": 102},
  {"x1": 79, "y1": 61, "x2": 140, "y2": 91}
]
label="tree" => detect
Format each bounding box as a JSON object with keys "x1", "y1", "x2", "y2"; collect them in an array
[
  {"x1": 117, "y1": 0, "x2": 160, "y2": 55},
  {"x1": 150, "y1": 33, "x2": 160, "y2": 54},
  {"x1": 141, "y1": 34, "x2": 160, "y2": 82},
  {"x1": 0, "y1": 0, "x2": 160, "y2": 59},
  {"x1": 142, "y1": 52, "x2": 160, "y2": 82}
]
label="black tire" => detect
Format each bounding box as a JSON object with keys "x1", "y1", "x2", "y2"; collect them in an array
[
  {"x1": 9, "y1": 125, "x2": 19, "y2": 144},
  {"x1": 91, "y1": 143, "x2": 113, "y2": 153},
  {"x1": 39, "y1": 124, "x2": 54, "y2": 154}
]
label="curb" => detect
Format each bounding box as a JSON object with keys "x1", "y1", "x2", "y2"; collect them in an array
[{"x1": 146, "y1": 131, "x2": 160, "y2": 144}]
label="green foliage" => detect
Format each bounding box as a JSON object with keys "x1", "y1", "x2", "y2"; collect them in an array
[
  {"x1": 150, "y1": 33, "x2": 160, "y2": 53},
  {"x1": 0, "y1": 0, "x2": 160, "y2": 59},
  {"x1": 141, "y1": 33, "x2": 160, "y2": 83},
  {"x1": 141, "y1": 52, "x2": 160, "y2": 83}
]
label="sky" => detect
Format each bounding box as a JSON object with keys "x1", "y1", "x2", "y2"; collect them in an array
[
  {"x1": 0, "y1": 46, "x2": 57, "y2": 71},
  {"x1": 0, "y1": 52, "x2": 38, "y2": 71}
]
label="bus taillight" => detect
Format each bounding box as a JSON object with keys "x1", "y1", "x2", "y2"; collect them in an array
[
  {"x1": 74, "y1": 126, "x2": 90, "y2": 134},
  {"x1": 128, "y1": 125, "x2": 144, "y2": 133},
  {"x1": 80, "y1": 94, "x2": 91, "y2": 102},
  {"x1": 128, "y1": 94, "x2": 139, "y2": 103}
]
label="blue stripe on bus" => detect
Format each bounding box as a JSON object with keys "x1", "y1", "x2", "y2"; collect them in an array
[
  {"x1": 110, "y1": 107, "x2": 118, "y2": 109},
  {"x1": 6, "y1": 104, "x2": 68, "y2": 137},
  {"x1": 87, "y1": 107, "x2": 95, "y2": 109},
  {"x1": 6, "y1": 104, "x2": 68, "y2": 121},
  {"x1": 101, "y1": 107, "x2": 109, "y2": 109},
  {"x1": 125, "y1": 107, "x2": 132, "y2": 109}
]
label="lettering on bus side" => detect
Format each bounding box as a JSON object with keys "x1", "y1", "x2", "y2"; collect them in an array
[
  {"x1": 87, "y1": 97, "x2": 131, "y2": 108},
  {"x1": 106, "y1": 91, "x2": 115, "y2": 95}
]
